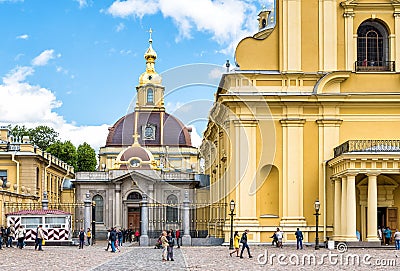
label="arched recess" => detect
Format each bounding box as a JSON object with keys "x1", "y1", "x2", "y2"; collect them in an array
[
  {"x1": 256, "y1": 164, "x2": 279, "y2": 217},
  {"x1": 93, "y1": 195, "x2": 104, "y2": 223},
  {"x1": 356, "y1": 19, "x2": 391, "y2": 70},
  {"x1": 127, "y1": 191, "x2": 143, "y2": 201},
  {"x1": 166, "y1": 194, "x2": 178, "y2": 223}
]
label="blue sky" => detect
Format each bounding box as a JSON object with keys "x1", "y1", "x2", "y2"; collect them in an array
[{"x1": 0, "y1": 0, "x2": 270, "y2": 150}]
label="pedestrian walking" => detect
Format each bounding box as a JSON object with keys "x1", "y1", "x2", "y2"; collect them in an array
[
  {"x1": 78, "y1": 228, "x2": 85, "y2": 249},
  {"x1": 270, "y1": 231, "x2": 278, "y2": 247},
  {"x1": 0, "y1": 226, "x2": 3, "y2": 250},
  {"x1": 378, "y1": 226, "x2": 383, "y2": 245},
  {"x1": 15, "y1": 225, "x2": 26, "y2": 249},
  {"x1": 239, "y1": 229, "x2": 252, "y2": 258},
  {"x1": 6, "y1": 224, "x2": 15, "y2": 248},
  {"x1": 295, "y1": 228, "x2": 303, "y2": 249},
  {"x1": 117, "y1": 229, "x2": 123, "y2": 247},
  {"x1": 167, "y1": 231, "x2": 175, "y2": 261},
  {"x1": 394, "y1": 229, "x2": 400, "y2": 250},
  {"x1": 36, "y1": 225, "x2": 45, "y2": 251},
  {"x1": 105, "y1": 228, "x2": 111, "y2": 251},
  {"x1": 134, "y1": 229, "x2": 140, "y2": 242},
  {"x1": 87, "y1": 228, "x2": 91, "y2": 246},
  {"x1": 110, "y1": 227, "x2": 117, "y2": 253},
  {"x1": 1, "y1": 226, "x2": 6, "y2": 248},
  {"x1": 276, "y1": 228, "x2": 284, "y2": 248},
  {"x1": 229, "y1": 231, "x2": 240, "y2": 257},
  {"x1": 384, "y1": 227, "x2": 392, "y2": 245},
  {"x1": 161, "y1": 230, "x2": 169, "y2": 262},
  {"x1": 175, "y1": 228, "x2": 181, "y2": 248}
]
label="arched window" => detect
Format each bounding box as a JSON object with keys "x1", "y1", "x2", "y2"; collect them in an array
[
  {"x1": 356, "y1": 20, "x2": 391, "y2": 71},
  {"x1": 147, "y1": 88, "x2": 154, "y2": 104},
  {"x1": 127, "y1": 192, "x2": 142, "y2": 201},
  {"x1": 93, "y1": 195, "x2": 104, "y2": 223},
  {"x1": 166, "y1": 194, "x2": 178, "y2": 223},
  {"x1": 262, "y1": 19, "x2": 266, "y2": 29}
]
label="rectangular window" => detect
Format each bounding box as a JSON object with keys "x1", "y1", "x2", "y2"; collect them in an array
[
  {"x1": 45, "y1": 217, "x2": 66, "y2": 229},
  {"x1": 0, "y1": 170, "x2": 7, "y2": 188},
  {"x1": 21, "y1": 217, "x2": 42, "y2": 229}
]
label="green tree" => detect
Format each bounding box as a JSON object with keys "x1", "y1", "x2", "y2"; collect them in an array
[
  {"x1": 46, "y1": 140, "x2": 77, "y2": 169},
  {"x1": 8, "y1": 124, "x2": 30, "y2": 140},
  {"x1": 29, "y1": 125, "x2": 59, "y2": 150},
  {"x1": 77, "y1": 142, "x2": 97, "y2": 172}
]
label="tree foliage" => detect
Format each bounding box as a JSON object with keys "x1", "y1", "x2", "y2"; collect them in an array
[
  {"x1": 46, "y1": 140, "x2": 77, "y2": 169},
  {"x1": 77, "y1": 142, "x2": 97, "y2": 172},
  {"x1": 9, "y1": 124, "x2": 59, "y2": 150}
]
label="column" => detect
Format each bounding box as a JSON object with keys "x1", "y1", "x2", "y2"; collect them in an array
[
  {"x1": 140, "y1": 194, "x2": 149, "y2": 246},
  {"x1": 340, "y1": 176, "x2": 347, "y2": 240},
  {"x1": 280, "y1": 119, "x2": 306, "y2": 226},
  {"x1": 115, "y1": 184, "x2": 121, "y2": 227},
  {"x1": 367, "y1": 173, "x2": 380, "y2": 242},
  {"x1": 182, "y1": 190, "x2": 191, "y2": 246},
  {"x1": 83, "y1": 192, "x2": 91, "y2": 232},
  {"x1": 334, "y1": 178, "x2": 342, "y2": 238},
  {"x1": 346, "y1": 174, "x2": 358, "y2": 241}
]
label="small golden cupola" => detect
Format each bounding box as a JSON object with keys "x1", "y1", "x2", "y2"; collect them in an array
[{"x1": 139, "y1": 28, "x2": 162, "y2": 86}]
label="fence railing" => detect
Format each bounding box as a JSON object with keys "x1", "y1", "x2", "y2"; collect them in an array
[
  {"x1": 334, "y1": 140, "x2": 400, "y2": 157},
  {"x1": 355, "y1": 60, "x2": 395, "y2": 72}
]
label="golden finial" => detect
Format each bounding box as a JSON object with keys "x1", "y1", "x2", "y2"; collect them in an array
[{"x1": 148, "y1": 28, "x2": 153, "y2": 43}]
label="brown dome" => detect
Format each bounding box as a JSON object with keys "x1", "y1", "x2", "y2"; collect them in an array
[{"x1": 106, "y1": 111, "x2": 192, "y2": 147}]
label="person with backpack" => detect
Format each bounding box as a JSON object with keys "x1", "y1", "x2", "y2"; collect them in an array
[
  {"x1": 239, "y1": 229, "x2": 252, "y2": 259},
  {"x1": 295, "y1": 228, "x2": 303, "y2": 250},
  {"x1": 78, "y1": 228, "x2": 85, "y2": 249}
]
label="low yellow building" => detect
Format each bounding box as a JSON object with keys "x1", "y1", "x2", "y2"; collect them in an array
[
  {"x1": 0, "y1": 126, "x2": 75, "y2": 226},
  {"x1": 202, "y1": 0, "x2": 400, "y2": 245}
]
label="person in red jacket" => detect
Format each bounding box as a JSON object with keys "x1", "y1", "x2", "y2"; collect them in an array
[
  {"x1": 175, "y1": 229, "x2": 180, "y2": 248},
  {"x1": 134, "y1": 229, "x2": 140, "y2": 242}
]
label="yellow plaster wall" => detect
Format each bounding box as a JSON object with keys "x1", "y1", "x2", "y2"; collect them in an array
[
  {"x1": 256, "y1": 165, "x2": 279, "y2": 226},
  {"x1": 340, "y1": 121, "x2": 400, "y2": 143},
  {"x1": 341, "y1": 73, "x2": 400, "y2": 93},
  {"x1": 301, "y1": 0, "x2": 318, "y2": 72},
  {"x1": 303, "y1": 121, "x2": 319, "y2": 223},
  {"x1": 235, "y1": 29, "x2": 279, "y2": 70},
  {"x1": 336, "y1": 4, "x2": 345, "y2": 70}
]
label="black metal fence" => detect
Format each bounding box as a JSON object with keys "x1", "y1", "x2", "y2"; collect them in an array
[
  {"x1": 355, "y1": 60, "x2": 395, "y2": 72},
  {"x1": 334, "y1": 140, "x2": 400, "y2": 157},
  {"x1": 147, "y1": 202, "x2": 227, "y2": 238}
]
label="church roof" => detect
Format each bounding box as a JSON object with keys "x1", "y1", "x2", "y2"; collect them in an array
[{"x1": 105, "y1": 111, "x2": 192, "y2": 147}]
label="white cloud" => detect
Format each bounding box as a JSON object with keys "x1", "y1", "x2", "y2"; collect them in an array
[
  {"x1": 0, "y1": 66, "x2": 109, "y2": 152},
  {"x1": 16, "y1": 34, "x2": 29, "y2": 40},
  {"x1": 106, "y1": 0, "x2": 274, "y2": 54},
  {"x1": 75, "y1": 0, "x2": 89, "y2": 8},
  {"x1": 187, "y1": 125, "x2": 202, "y2": 147},
  {"x1": 116, "y1": 22, "x2": 125, "y2": 32},
  {"x1": 31, "y1": 49, "x2": 57, "y2": 66}
]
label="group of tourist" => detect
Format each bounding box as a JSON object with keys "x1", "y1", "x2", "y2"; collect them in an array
[
  {"x1": 229, "y1": 229, "x2": 253, "y2": 258},
  {"x1": 378, "y1": 226, "x2": 400, "y2": 249},
  {"x1": 0, "y1": 224, "x2": 45, "y2": 251},
  {"x1": 160, "y1": 229, "x2": 179, "y2": 262}
]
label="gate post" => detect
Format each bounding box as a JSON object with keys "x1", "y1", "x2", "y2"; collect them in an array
[
  {"x1": 182, "y1": 190, "x2": 191, "y2": 246},
  {"x1": 83, "y1": 192, "x2": 91, "y2": 234},
  {"x1": 140, "y1": 194, "x2": 149, "y2": 246}
]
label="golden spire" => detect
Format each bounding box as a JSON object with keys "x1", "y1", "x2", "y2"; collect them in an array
[{"x1": 144, "y1": 28, "x2": 157, "y2": 69}]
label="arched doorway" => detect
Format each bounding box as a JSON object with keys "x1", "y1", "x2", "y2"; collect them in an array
[{"x1": 126, "y1": 192, "x2": 142, "y2": 233}]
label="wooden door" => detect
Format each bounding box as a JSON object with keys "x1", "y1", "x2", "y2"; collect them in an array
[
  {"x1": 387, "y1": 207, "x2": 397, "y2": 230},
  {"x1": 128, "y1": 207, "x2": 141, "y2": 231}
]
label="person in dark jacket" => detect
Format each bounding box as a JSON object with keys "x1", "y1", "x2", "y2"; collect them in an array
[
  {"x1": 78, "y1": 228, "x2": 85, "y2": 249},
  {"x1": 239, "y1": 229, "x2": 252, "y2": 259},
  {"x1": 110, "y1": 227, "x2": 117, "y2": 252},
  {"x1": 166, "y1": 231, "x2": 175, "y2": 261},
  {"x1": 295, "y1": 228, "x2": 303, "y2": 250}
]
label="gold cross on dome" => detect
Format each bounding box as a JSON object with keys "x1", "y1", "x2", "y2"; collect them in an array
[
  {"x1": 132, "y1": 133, "x2": 140, "y2": 145},
  {"x1": 148, "y1": 28, "x2": 153, "y2": 40}
]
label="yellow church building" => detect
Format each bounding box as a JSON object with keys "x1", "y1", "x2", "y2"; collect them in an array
[
  {"x1": 201, "y1": 0, "x2": 400, "y2": 245},
  {"x1": 0, "y1": 126, "x2": 75, "y2": 226}
]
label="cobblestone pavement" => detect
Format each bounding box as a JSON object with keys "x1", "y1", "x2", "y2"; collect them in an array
[{"x1": 2, "y1": 242, "x2": 400, "y2": 271}]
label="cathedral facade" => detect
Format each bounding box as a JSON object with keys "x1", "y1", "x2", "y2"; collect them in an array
[
  {"x1": 74, "y1": 35, "x2": 208, "y2": 244},
  {"x1": 202, "y1": 0, "x2": 400, "y2": 245}
]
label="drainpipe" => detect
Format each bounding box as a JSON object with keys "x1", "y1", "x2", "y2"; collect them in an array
[
  {"x1": 11, "y1": 153, "x2": 20, "y2": 194},
  {"x1": 44, "y1": 154, "x2": 51, "y2": 202}
]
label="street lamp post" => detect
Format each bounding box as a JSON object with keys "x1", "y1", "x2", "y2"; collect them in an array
[
  {"x1": 314, "y1": 199, "x2": 321, "y2": 250},
  {"x1": 229, "y1": 200, "x2": 235, "y2": 250}
]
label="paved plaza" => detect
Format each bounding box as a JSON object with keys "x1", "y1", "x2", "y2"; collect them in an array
[{"x1": 0, "y1": 242, "x2": 399, "y2": 270}]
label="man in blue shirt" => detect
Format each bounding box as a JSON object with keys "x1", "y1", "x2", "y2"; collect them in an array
[{"x1": 295, "y1": 228, "x2": 303, "y2": 249}]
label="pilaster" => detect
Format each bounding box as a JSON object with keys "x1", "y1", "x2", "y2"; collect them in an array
[
  {"x1": 280, "y1": 118, "x2": 306, "y2": 226},
  {"x1": 283, "y1": 0, "x2": 302, "y2": 72},
  {"x1": 394, "y1": 12, "x2": 400, "y2": 72},
  {"x1": 319, "y1": 0, "x2": 337, "y2": 71},
  {"x1": 343, "y1": 10, "x2": 355, "y2": 70}
]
